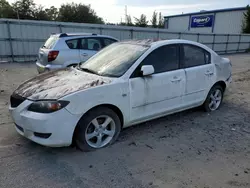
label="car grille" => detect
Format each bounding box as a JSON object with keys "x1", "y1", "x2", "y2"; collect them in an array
[{"x1": 10, "y1": 94, "x2": 26, "y2": 108}]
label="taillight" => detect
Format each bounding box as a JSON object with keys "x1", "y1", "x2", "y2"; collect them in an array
[{"x1": 48, "y1": 51, "x2": 59, "y2": 62}]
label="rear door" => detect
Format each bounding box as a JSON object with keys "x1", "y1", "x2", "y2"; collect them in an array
[
  {"x1": 79, "y1": 38, "x2": 103, "y2": 62},
  {"x1": 181, "y1": 44, "x2": 216, "y2": 106}
]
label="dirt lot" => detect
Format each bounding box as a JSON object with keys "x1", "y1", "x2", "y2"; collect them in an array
[{"x1": 0, "y1": 54, "x2": 250, "y2": 188}]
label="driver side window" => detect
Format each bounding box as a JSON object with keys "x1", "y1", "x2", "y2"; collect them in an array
[{"x1": 131, "y1": 45, "x2": 179, "y2": 78}]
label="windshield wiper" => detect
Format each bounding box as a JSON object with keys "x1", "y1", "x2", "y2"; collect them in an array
[{"x1": 77, "y1": 67, "x2": 99, "y2": 75}]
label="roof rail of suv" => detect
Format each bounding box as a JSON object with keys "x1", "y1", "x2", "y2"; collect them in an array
[{"x1": 58, "y1": 33, "x2": 98, "y2": 38}]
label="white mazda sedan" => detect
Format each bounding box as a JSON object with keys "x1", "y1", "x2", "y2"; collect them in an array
[{"x1": 9, "y1": 39, "x2": 232, "y2": 151}]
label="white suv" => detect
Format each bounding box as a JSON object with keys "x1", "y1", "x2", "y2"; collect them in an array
[{"x1": 36, "y1": 33, "x2": 118, "y2": 73}]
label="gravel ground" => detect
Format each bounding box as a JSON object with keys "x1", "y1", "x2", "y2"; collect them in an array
[{"x1": 0, "y1": 54, "x2": 250, "y2": 188}]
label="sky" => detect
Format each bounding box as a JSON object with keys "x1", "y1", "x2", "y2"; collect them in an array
[{"x1": 7, "y1": 0, "x2": 250, "y2": 23}]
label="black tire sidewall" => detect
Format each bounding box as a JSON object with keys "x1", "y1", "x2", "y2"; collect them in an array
[
  {"x1": 204, "y1": 85, "x2": 224, "y2": 112},
  {"x1": 75, "y1": 107, "x2": 121, "y2": 151}
]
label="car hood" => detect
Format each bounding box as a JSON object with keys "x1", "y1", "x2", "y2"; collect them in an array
[{"x1": 14, "y1": 68, "x2": 112, "y2": 100}]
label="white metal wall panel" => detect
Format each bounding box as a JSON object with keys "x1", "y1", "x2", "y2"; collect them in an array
[
  {"x1": 27, "y1": 42, "x2": 43, "y2": 55},
  {"x1": 227, "y1": 43, "x2": 238, "y2": 51},
  {"x1": 159, "y1": 33, "x2": 179, "y2": 39},
  {"x1": 12, "y1": 41, "x2": 26, "y2": 55},
  {"x1": 168, "y1": 16, "x2": 189, "y2": 32},
  {"x1": 199, "y1": 35, "x2": 214, "y2": 43},
  {"x1": 102, "y1": 29, "x2": 131, "y2": 40},
  {"x1": 214, "y1": 11, "x2": 245, "y2": 34},
  {"x1": 240, "y1": 35, "x2": 250, "y2": 42},
  {"x1": 0, "y1": 23, "x2": 8, "y2": 38},
  {"x1": 213, "y1": 44, "x2": 227, "y2": 52},
  {"x1": 239, "y1": 43, "x2": 250, "y2": 50},
  {"x1": 228, "y1": 35, "x2": 240, "y2": 42},
  {"x1": 62, "y1": 27, "x2": 100, "y2": 34},
  {"x1": 180, "y1": 33, "x2": 197, "y2": 42},
  {"x1": 133, "y1": 31, "x2": 158, "y2": 40},
  {"x1": 0, "y1": 41, "x2": 11, "y2": 55},
  {"x1": 215, "y1": 35, "x2": 228, "y2": 43}
]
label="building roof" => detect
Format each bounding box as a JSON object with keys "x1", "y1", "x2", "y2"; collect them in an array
[{"x1": 164, "y1": 6, "x2": 247, "y2": 18}]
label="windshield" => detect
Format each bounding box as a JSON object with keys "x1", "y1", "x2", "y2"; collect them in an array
[{"x1": 80, "y1": 43, "x2": 149, "y2": 77}]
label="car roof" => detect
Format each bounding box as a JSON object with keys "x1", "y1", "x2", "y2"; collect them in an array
[
  {"x1": 50, "y1": 33, "x2": 118, "y2": 40},
  {"x1": 121, "y1": 39, "x2": 216, "y2": 54}
]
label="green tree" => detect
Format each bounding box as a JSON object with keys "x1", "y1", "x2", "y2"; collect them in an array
[
  {"x1": 57, "y1": 3, "x2": 104, "y2": 24},
  {"x1": 158, "y1": 12, "x2": 164, "y2": 28},
  {"x1": 0, "y1": 0, "x2": 16, "y2": 18},
  {"x1": 151, "y1": 11, "x2": 158, "y2": 28},
  {"x1": 33, "y1": 5, "x2": 51, "y2": 20},
  {"x1": 242, "y1": 5, "x2": 250, "y2": 33},
  {"x1": 134, "y1": 14, "x2": 148, "y2": 27},
  {"x1": 45, "y1": 6, "x2": 58, "y2": 21},
  {"x1": 12, "y1": 0, "x2": 36, "y2": 20}
]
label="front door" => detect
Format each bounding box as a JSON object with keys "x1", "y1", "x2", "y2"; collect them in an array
[
  {"x1": 129, "y1": 44, "x2": 186, "y2": 122},
  {"x1": 181, "y1": 44, "x2": 216, "y2": 106}
]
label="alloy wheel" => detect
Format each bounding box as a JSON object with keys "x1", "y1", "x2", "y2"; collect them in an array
[
  {"x1": 209, "y1": 89, "x2": 222, "y2": 111},
  {"x1": 85, "y1": 115, "x2": 116, "y2": 148}
]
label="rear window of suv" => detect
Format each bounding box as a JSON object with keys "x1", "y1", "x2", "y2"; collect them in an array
[{"x1": 42, "y1": 36, "x2": 58, "y2": 49}]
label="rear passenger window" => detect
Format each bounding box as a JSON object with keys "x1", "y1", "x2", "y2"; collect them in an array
[
  {"x1": 183, "y1": 45, "x2": 210, "y2": 68},
  {"x1": 80, "y1": 38, "x2": 102, "y2": 51},
  {"x1": 66, "y1": 39, "x2": 78, "y2": 49},
  {"x1": 103, "y1": 38, "x2": 117, "y2": 46}
]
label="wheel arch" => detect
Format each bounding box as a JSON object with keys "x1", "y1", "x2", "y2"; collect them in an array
[
  {"x1": 213, "y1": 80, "x2": 226, "y2": 92},
  {"x1": 72, "y1": 104, "x2": 124, "y2": 145}
]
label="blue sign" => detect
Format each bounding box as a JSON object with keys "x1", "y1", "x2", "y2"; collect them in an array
[{"x1": 191, "y1": 15, "x2": 214, "y2": 28}]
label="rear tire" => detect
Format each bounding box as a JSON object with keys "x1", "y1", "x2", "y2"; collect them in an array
[
  {"x1": 203, "y1": 85, "x2": 224, "y2": 112},
  {"x1": 75, "y1": 107, "x2": 121, "y2": 152}
]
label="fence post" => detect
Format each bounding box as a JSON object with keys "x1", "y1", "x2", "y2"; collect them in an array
[
  {"x1": 197, "y1": 33, "x2": 200, "y2": 42},
  {"x1": 99, "y1": 27, "x2": 103, "y2": 35},
  {"x1": 237, "y1": 35, "x2": 241, "y2": 52},
  {"x1": 212, "y1": 34, "x2": 216, "y2": 51},
  {"x1": 6, "y1": 21, "x2": 14, "y2": 62},
  {"x1": 130, "y1": 29, "x2": 134, "y2": 39},
  {"x1": 225, "y1": 34, "x2": 230, "y2": 54},
  {"x1": 58, "y1": 24, "x2": 62, "y2": 33}
]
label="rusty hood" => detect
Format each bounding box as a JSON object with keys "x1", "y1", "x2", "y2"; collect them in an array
[{"x1": 14, "y1": 68, "x2": 112, "y2": 100}]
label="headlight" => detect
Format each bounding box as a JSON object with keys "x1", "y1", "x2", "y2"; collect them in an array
[{"x1": 28, "y1": 100, "x2": 69, "y2": 113}]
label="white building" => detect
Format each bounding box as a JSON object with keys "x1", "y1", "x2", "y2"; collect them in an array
[{"x1": 164, "y1": 7, "x2": 247, "y2": 34}]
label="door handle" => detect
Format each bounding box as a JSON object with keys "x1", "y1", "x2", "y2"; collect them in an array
[
  {"x1": 205, "y1": 71, "x2": 214, "y2": 76},
  {"x1": 171, "y1": 77, "x2": 182, "y2": 82},
  {"x1": 81, "y1": 53, "x2": 88, "y2": 57}
]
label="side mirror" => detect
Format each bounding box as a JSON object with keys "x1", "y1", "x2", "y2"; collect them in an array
[{"x1": 141, "y1": 65, "x2": 154, "y2": 76}]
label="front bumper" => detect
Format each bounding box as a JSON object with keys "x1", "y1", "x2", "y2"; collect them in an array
[
  {"x1": 9, "y1": 100, "x2": 81, "y2": 147},
  {"x1": 36, "y1": 62, "x2": 63, "y2": 74}
]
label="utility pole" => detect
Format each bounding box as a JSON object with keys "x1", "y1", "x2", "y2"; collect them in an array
[{"x1": 125, "y1": 5, "x2": 127, "y2": 23}]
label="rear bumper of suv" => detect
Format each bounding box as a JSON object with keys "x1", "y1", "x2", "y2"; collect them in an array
[{"x1": 36, "y1": 62, "x2": 64, "y2": 73}]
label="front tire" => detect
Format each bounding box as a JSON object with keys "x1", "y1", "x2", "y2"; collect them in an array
[
  {"x1": 203, "y1": 85, "x2": 224, "y2": 112},
  {"x1": 75, "y1": 107, "x2": 121, "y2": 152}
]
